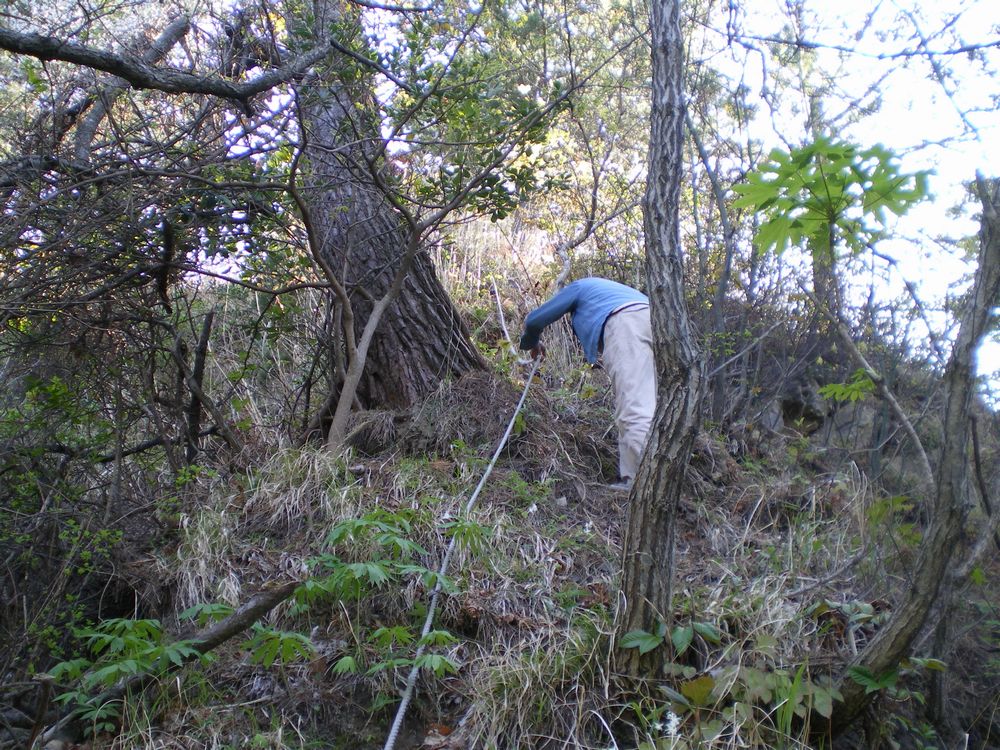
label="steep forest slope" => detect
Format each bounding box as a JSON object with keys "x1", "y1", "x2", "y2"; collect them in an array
[
  {"x1": 2, "y1": 264, "x2": 999, "y2": 749},
  {"x1": 1, "y1": 1, "x2": 999, "y2": 748}
]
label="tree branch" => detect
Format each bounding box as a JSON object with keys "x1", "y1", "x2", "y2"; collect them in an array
[
  {"x1": 170, "y1": 334, "x2": 244, "y2": 455},
  {"x1": 185, "y1": 308, "x2": 216, "y2": 463},
  {"x1": 0, "y1": 25, "x2": 332, "y2": 107},
  {"x1": 73, "y1": 16, "x2": 191, "y2": 162},
  {"x1": 970, "y1": 415, "x2": 1000, "y2": 554},
  {"x1": 733, "y1": 31, "x2": 1000, "y2": 61},
  {"x1": 829, "y1": 174, "x2": 1000, "y2": 736}
]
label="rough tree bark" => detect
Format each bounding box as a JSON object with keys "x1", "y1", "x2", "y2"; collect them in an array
[
  {"x1": 828, "y1": 176, "x2": 1000, "y2": 736},
  {"x1": 0, "y1": 6, "x2": 487, "y2": 424},
  {"x1": 617, "y1": 0, "x2": 706, "y2": 675},
  {"x1": 297, "y1": 1, "x2": 486, "y2": 421}
]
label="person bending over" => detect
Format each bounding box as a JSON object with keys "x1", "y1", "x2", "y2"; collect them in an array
[{"x1": 520, "y1": 277, "x2": 655, "y2": 488}]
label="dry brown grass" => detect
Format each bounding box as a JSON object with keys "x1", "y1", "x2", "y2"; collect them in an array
[{"x1": 119, "y1": 356, "x2": 1000, "y2": 750}]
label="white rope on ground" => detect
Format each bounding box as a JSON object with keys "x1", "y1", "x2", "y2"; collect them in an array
[{"x1": 382, "y1": 358, "x2": 540, "y2": 750}]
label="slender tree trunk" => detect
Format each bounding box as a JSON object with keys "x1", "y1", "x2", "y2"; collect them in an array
[
  {"x1": 298, "y1": 1, "x2": 485, "y2": 416},
  {"x1": 684, "y1": 112, "x2": 737, "y2": 424},
  {"x1": 185, "y1": 308, "x2": 215, "y2": 463},
  {"x1": 811, "y1": 231, "x2": 843, "y2": 363},
  {"x1": 617, "y1": 0, "x2": 705, "y2": 675},
  {"x1": 828, "y1": 176, "x2": 1000, "y2": 736}
]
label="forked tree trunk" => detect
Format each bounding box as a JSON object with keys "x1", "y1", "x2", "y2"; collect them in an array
[
  {"x1": 828, "y1": 177, "x2": 1000, "y2": 735},
  {"x1": 617, "y1": 0, "x2": 705, "y2": 675},
  {"x1": 298, "y1": 2, "x2": 485, "y2": 415}
]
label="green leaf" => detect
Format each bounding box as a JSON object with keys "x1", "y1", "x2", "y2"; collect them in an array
[
  {"x1": 754, "y1": 215, "x2": 794, "y2": 254},
  {"x1": 47, "y1": 658, "x2": 91, "y2": 682},
  {"x1": 657, "y1": 683, "x2": 692, "y2": 708},
  {"x1": 970, "y1": 566, "x2": 987, "y2": 586},
  {"x1": 370, "y1": 625, "x2": 415, "y2": 649},
  {"x1": 737, "y1": 137, "x2": 928, "y2": 262},
  {"x1": 740, "y1": 666, "x2": 773, "y2": 703},
  {"x1": 179, "y1": 602, "x2": 234, "y2": 626},
  {"x1": 415, "y1": 653, "x2": 458, "y2": 677},
  {"x1": 162, "y1": 641, "x2": 201, "y2": 667},
  {"x1": 620, "y1": 629, "x2": 664, "y2": 655},
  {"x1": 415, "y1": 569, "x2": 459, "y2": 594},
  {"x1": 807, "y1": 679, "x2": 843, "y2": 719},
  {"x1": 245, "y1": 627, "x2": 313, "y2": 667},
  {"x1": 89, "y1": 663, "x2": 128, "y2": 686},
  {"x1": 680, "y1": 674, "x2": 715, "y2": 707},
  {"x1": 417, "y1": 629, "x2": 459, "y2": 647},
  {"x1": 692, "y1": 621, "x2": 722, "y2": 644},
  {"x1": 847, "y1": 666, "x2": 898, "y2": 694},
  {"x1": 904, "y1": 656, "x2": 947, "y2": 672},
  {"x1": 366, "y1": 657, "x2": 413, "y2": 675},
  {"x1": 279, "y1": 633, "x2": 315, "y2": 663},
  {"x1": 753, "y1": 632, "x2": 778, "y2": 658},
  {"x1": 345, "y1": 561, "x2": 393, "y2": 586},
  {"x1": 776, "y1": 663, "x2": 808, "y2": 732},
  {"x1": 375, "y1": 531, "x2": 427, "y2": 558},
  {"x1": 332, "y1": 655, "x2": 359, "y2": 674},
  {"x1": 671, "y1": 625, "x2": 694, "y2": 655},
  {"x1": 441, "y1": 518, "x2": 491, "y2": 555},
  {"x1": 250, "y1": 637, "x2": 279, "y2": 668}
]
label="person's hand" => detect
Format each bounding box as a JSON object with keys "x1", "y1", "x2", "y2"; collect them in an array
[{"x1": 530, "y1": 343, "x2": 546, "y2": 360}]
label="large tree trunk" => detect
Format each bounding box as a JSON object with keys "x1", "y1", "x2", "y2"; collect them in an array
[
  {"x1": 298, "y1": 2, "x2": 486, "y2": 413},
  {"x1": 617, "y1": 0, "x2": 705, "y2": 675}
]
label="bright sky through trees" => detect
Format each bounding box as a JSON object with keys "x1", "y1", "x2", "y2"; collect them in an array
[{"x1": 718, "y1": 0, "x2": 1000, "y2": 382}]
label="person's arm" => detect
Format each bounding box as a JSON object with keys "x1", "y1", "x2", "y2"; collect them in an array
[{"x1": 519, "y1": 284, "x2": 579, "y2": 353}]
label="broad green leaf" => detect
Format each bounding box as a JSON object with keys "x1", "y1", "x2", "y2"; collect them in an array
[
  {"x1": 371, "y1": 625, "x2": 415, "y2": 648},
  {"x1": 847, "y1": 665, "x2": 898, "y2": 694},
  {"x1": 970, "y1": 566, "x2": 987, "y2": 586},
  {"x1": 366, "y1": 657, "x2": 413, "y2": 675},
  {"x1": 693, "y1": 621, "x2": 722, "y2": 644},
  {"x1": 657, "y1": 683, "x2": 691, "y2": 708},
  {"x1": 47, "y1": 658, "x2": 90, "y2": 681},
  {"x1": 418, "y1": 629, "x2": 459, "y2": 647},
  {"x1": 671, "y1": 625, "x2": 694, "y2": 655},
  {"x1": 620, "y1": 629, "x2": 663, "y2": 654},
  {"x1": 345, "y1": 561, "x2": 393, "y2": 586},
  {"x1": 180, "y1": 602, "x2": 234, "y2": 626},
  {"x1": 680, "y1": 674, "x2": 715, "y2": 707},
  {"x1": 735, "y1": 137, "x2": 928, "y2": 262},
  {"x1": 808, "y1": 680, "x2": 841, "y2": 719},
  {"x1": 740, "y1": 666, "x2": 773, "y2": 703}
]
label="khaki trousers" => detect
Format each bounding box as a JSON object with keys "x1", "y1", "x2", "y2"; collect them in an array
[{"x1": 601, "y1": 306, "x2": 656, "y2": 480}]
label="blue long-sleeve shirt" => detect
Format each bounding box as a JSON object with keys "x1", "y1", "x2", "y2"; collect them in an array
[{"x1": 520, "y1": 278, "x2": 648, "y2": 363}]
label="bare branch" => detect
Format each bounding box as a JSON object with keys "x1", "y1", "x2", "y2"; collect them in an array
[
  {"x1": 73, "y1": 16, "x2": 192, "y2": 162},
  {"x1": 830, "y1": 173, "x2": 1000, "y2": 734},
  {"x1": 185, "y1": 581, "x2": 301, "y2": 653},
  {"x1": 170, "y1": 334, "x2": 245, "y2": 455},
  {"x1": 350, "y1": 0, "x2": 432, "y2": 11},
  {"x1": 732, "y1": 31, "x2": 1000, "y2": 61},
  {"x1": 326, "y1": 35, "x2": 415, "y2": 93},
  {"x1": 969, "y1": 415, "x2": 1000, "y2": 554},
  {"x1": 0, "y1": 24, "x2": 332, "y2": 107}
]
